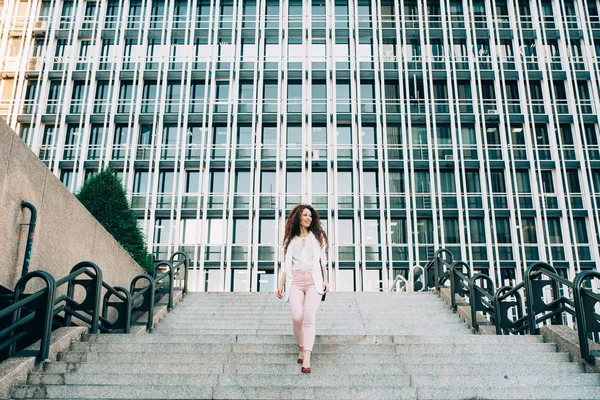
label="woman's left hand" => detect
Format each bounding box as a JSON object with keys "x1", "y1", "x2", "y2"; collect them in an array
[{"x1": 323, "y1": 282, "x2": 329, "y2": 293}]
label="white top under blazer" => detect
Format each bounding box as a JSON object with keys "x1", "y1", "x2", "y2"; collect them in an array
[
  {"x1": 291, "y1": 234, "x2": 315, "y2": 271},
  {"x1": 283, "y1": 232, "x2": 327, "y2": 302}
]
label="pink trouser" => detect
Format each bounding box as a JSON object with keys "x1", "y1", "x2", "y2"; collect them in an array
[{"x1": 289, "y1": 269, "x2": 321, "y2": 352}]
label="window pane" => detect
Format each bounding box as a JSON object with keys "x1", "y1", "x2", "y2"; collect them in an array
[
  {"x1": 233, "y1": 219, "x2": 250, "y2": 243},
  {"x1": 312, "y1": 171, "x2": 327, "y2": 193},
  {"x1": 363, "y1": 219, "x2": 380, "y2": 245},
  {"x1": 521, "y1": 218, "x2": 537, "y2": 243},
  {"x1": 259, "y1": 219, "x2": 277, "y2": 244},
  {"x1": 547, "y1": 218, "x2": 562, "y2": 244},
  {"x1": 338, "y1": 219, "x2": 354, "y2": 244},
  {"x1": 390, "y1": 219, "x2": 407, "y2": 243},
  {"x1": 470, "y1": 218, "x2": 485, "y2": 243},
  {"x1": 286, "y1": 171, "x2": 302, "y2": 193},
  {"x1": 495, "y1": 218, "x2": 511, "y2": 243},
  {"x1": 338, "y1": 171, "x2": 353, "y2": 192},
  {"x1": 444, "y1": 218, "x2": 459, "y2": 243}
]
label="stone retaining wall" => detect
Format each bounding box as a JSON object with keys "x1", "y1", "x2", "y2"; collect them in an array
[{"x1": 0, "y1": 119, "x2": 143, "y2": 291}]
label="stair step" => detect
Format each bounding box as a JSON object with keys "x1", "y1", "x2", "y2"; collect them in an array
[
  {"x1": 12, "y1": 384, "x2": 420, "y2": 399},
  {"x1": 398, "y1": 352, "x2": 570, "y2": 364},
  {"x1": 25, "y1": 372, "x2": 599, "y2": 389},
  {"x1": 395, "y1": 343, "x2": 557, "y2": 354},
  {"x1": 415, "y1": 386, "x2": 600, "y2": 400},
  {"x1": 412, "y1": 373, "x2": 600, "y2": 387},
  {"x1": 27, "y1": 372, "x2": 412, "y2": 387},
  {"x1": 58, "y1": 351, "x2": 405, "y2": 364},
  {"x1": 404, "y1": 362, "x2": 585, "y2": 374},
  {"x1": 69, "y1": 342, "x2": 557, "y2": 355},
  {"x1": 392, "y1": 334, "x2": 544, "y2": 344},
  {"x1": 70, "y1": 342, "x2": 397, "y2": 354},
  {"x1": 41, "y1": 360, "x2": 584, "y2": 376},
  {"x1": 43, "y1": 361, "x2": 227, "y2": 375},
  {"x1": 14, "y1": 384, "x2": 600, "y2": 400},
  {"x1": 84, "y1": 333, "x2": 543, "y2": 345}
]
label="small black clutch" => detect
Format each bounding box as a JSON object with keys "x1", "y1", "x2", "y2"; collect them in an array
[{"x1": 321, "y1": 293, "x2": 326, "y2": 301}]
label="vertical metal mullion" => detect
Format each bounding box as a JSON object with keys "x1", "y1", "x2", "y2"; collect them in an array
[
  {"x1": 550, "y1": 1, "x2": 577, "y2": 272},
  {"x1": 576, "y1": 0, "x2": 600, "y2": 266},
  {"x1": 460, "y1": 0, "x2": 477, "y2": 269},
  {"x1": 514, "y1": 0, "x2": 546, "y2": 274},
  {"x1": 399, "y1": 0, "x2": 413, "y2": 271},
  {"x1": 481, "y1": 0, "x2": 500, "y2": 281},
  {"x1": 53, "y1": 1, "x2": 80, "y2": 180},
  {"x1": 349, "y1": 0, "x2": 361, "y2": 290},
  {"x1": 502, "y1": 0, "x2": 525, "y2": 285},
  {"x1": 562, "y1": 0, "x2": 600, "y2": 274}
]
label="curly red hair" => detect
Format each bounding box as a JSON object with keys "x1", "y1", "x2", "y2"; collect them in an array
[{"x1": 282, "y1": 204, "x2": 329, "y2": 256}]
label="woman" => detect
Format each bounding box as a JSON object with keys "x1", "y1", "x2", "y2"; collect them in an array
[{"x1": 276, "y1": 204, "x2": 329, "y2": 373}]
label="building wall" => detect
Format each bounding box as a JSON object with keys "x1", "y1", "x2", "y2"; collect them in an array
[
  {"x1": 1, "y1": 0, "x2": 600, "y2": 292},
  {"x1": 0, "y1": 119, "x2": 144, "y2": 291}
]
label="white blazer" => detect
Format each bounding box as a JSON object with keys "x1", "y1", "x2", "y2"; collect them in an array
[{"x1": 283, "y1": 234, "x2": 327, "y2": 302}]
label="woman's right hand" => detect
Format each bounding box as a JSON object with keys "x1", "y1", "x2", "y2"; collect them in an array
[{"x1": 276, "y1": 285, "x2": 284, "y2": 299}]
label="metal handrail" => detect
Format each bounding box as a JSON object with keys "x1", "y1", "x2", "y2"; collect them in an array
[
  {"x1": 153, "y1": 261, "x2": 175, "y2": 311},
  {"x1": 573, "y1": 271, "x2": 600, "y2": 363},
  {"x1": 1, "y1": 271, "x2": 55, "y2": 362},
  {"x1": 0, "y1": 254, "x2": 189, "y2": 363},
  {"x1": 130, "y1": 274, "x2": 155, "y2": 332},
  {"x1": 426, "y1": 248, "x2": 600, "y2": 365},
  {"x1": 54, "y1": 262, "x2": 102, "y2": 334},
  {"x1": 409, "y1": 265, "x2": 426, "y2": 292},
  {"x1": 389, "y1": 275, "x2": 408, "y2": 292},
  {"x1": 449, "y1": 261, "x2": 471, "y2": 311},
  {"x1": 100, "y1": 284, "x2": 131, "y2": 333},
  {"x1": 469, "y1": 274, "x2": 496, "y2": 331},
  {"x1": 170, "y1": 252, "x2": 190, "y2": 295},
  {"x1": 20, "y1": 202, "x2": 37, "y2": 278}
]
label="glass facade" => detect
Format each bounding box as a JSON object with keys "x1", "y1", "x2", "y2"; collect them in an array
[{"x1": 1, "y1": 0, "x2": 600, "y2": 292}]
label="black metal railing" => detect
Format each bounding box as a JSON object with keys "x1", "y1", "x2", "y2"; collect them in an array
[
  {"x1": 100, "y1": 281, "x2": 132, "y2": 334},
  {"x1": 573, "y1": 271, "x2": 600, "y2": 363},
  {"x1": 20, "y1": 202, "x2": 37, "y2": 278},
  {"x1": 1, "y1": 271, "x2": 55, "y2": 361},
  {"x1": 0, "y1": 253, "x2": 189, "y2": 363},
  {"x1": 153, "y1": 261, "x2": 175, "y2": 311},
  {"x1": 171, "y1": 251, "x2": 189, "y2": 296},
  {"x1": 53, "y1": 262, "x2": 102, "y2": 334},
  {"x1": 424, "y1": 249, "x2": 600, "y2": 364},
  {"x1": 129, "y1": 274, "x2": 154, "y2": 332}
]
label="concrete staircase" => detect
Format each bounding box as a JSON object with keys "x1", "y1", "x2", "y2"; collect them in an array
[{"x1": 11, "y1": 292, "x2": 600, "y2": 399}]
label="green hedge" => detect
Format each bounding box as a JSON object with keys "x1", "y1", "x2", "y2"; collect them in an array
[{"x1": 77, "y1": 169, "x2": 153, "y2": 273}]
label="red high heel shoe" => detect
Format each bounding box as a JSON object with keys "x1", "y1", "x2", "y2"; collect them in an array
[
  {"x1": 297, "y1": 358, "x2": 303, "y2": 364},
  {"x1": 301, "y1": 366, "x2": 311, "y2": 373}
]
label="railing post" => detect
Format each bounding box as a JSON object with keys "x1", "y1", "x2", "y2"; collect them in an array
[
  {"x1": 469, "y1": 274, "x2": 495, "y2": 333},
  {"x1": 130, "y1": 274, "x2": 155, "y2": 332},
  {"x1": 170, "y1": 252, "x2": 190, "y2": 295},
  {"x1": 573, "y1": 270, "x2": 600, "y2": 364},
  {"x1": 433, "y1": 257, "x2": 441, "y2": 291},
  {"x1": 68, "y1": 262, "x2": 103, "y2": 334},
  {"x1": 117, "y1": 287, "x2": 132, "y2": 334},
  {"x1": 524, "y1": 262, "x2": 558, "y2": 335},
  {"x1": 494, "y1": 286, "x2": 523, "y2": 335},
  {"x1": 449, "y1": 263, "x2": 458, "y2": 311},
  {"x1": 101, "y1": 286, "x2": 131, "y2": 333},
  {"x1": 167, "y1": 263, "x2": 174, "y2": 310},
  {"x1": 449, "y1": 261, "x2": 470, "y2": 312},
  {"x1": 19, "y1": 202, "x2": 37, "y2": 278},
  {"x1": 154, "y1": 261, "x2": 175, "y2": 311},
  {"x1": 146, "y1": 280, "x2": 156, "y2": 331},
  {"x1": 432, "y1": 249, "x2": 453, "y2": 290},
  {"x1": 12, "y1": 271, "x2": 55, "y2": 362},
  {"x1": 494, "y1": 288, "x2": 506, "y2": 335}
]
